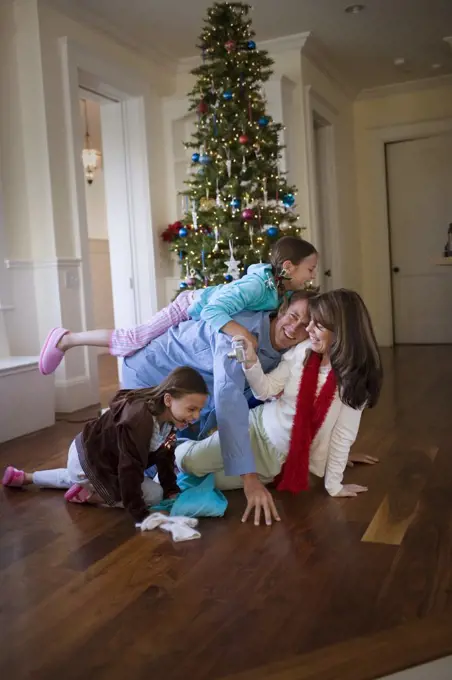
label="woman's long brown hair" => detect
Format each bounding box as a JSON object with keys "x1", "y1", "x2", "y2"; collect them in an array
[
  {"x1": 118, "y1": 366, "x2": 209, "y2": 415},
  {"x1": 309, "y1": 289, "x2": 383, "y2": 409}
]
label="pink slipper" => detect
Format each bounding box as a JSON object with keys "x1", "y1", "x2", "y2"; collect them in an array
[
  {"x1": 39, "y1": 327, "x2": 69, "y2": 375},
  {"x1": 64, "y1": 484, "x2": 93, "y2": 504},
  {"x1": 2, "y1": 466, "x2": 25, "y2": 487}
]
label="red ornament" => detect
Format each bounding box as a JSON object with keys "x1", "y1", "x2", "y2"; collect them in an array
[
  {"x1": 242, "y1": 208, "x2": 254, "y2": 221},
  {"x1": 161, "y1": 230, "x2": 173, "y2": 243},
  {"x1": 198, "y1": 100, "x2": 208, "y2": 115},
  {"x1": 239, "y1": 134, "x2": 249, "y2": 144},
  {"x1": 225, "y1": 40, "x2": 236, "y2": 53}
]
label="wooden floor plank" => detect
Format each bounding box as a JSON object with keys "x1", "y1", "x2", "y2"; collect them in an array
[
  {"x1": 362, "y1": 446, "x2": 439, "y2": 545},
  {"x1": 219, "y1": 612, "x2": 452, "y2": 680}
]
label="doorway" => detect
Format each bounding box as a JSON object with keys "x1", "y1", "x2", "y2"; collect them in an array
[
  {"x1": 79, "y1": 94, "x2": 119, "y2": 399},
  {"x1": 76, "y1": 85, "x2": 137, "y2": 391},
  {"x1": 60, "y1": 37, "x2": 160, "y2": 408},
  {"x1": 386, "y1": 133, "x2": 452, "y2": 344}
]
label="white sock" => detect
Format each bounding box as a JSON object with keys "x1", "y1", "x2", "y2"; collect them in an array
[
  {"x1": 137, "y1": 512, "x2": 168, "y2": 531},
  {"x1": 137, "y1": 513, "x2": 201, "y2": 542},
  {"x1": 169, "y1": 515, "x2": 199, "y2": 528},
  {"x1": 160, "y1": 521, "x2": 201, "y2": 542}
]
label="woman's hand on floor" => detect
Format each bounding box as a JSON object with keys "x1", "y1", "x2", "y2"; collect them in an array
[
  {"x1": 347, "y1": 453, "x2": 379, "y2": 468},
  {"x1": 335, "y1": 484, "x2": 368, "y2": 497},
  {"x1": 241, "y1": 474, "x2": 280, "y2": 526}
]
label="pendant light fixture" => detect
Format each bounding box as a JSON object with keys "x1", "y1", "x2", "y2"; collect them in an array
[{"x1": 81, "y1": 99, "x2": 101, "y2": 185}]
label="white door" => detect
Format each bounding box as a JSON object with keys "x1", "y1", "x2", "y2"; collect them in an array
[
  {"x1": 386, "y1": 134, "x2": 452, "y2": 344},
  {"x1": 314, "y1": 121, "x2": 334, "y2": 291},
  {"x1": 100, "y1": 101, "x2": 137, "y2": 330}
]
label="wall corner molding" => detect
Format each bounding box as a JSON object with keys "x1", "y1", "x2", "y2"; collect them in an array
[
  {"x1": 301, "y1": 34, "x2": 359, "y2": 101},
  {"x1": 260, "y1": 31, "x2": 310, "y2": 55}
]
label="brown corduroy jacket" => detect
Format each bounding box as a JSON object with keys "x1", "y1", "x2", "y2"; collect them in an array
[{"x1": 75, "y1": 390, "x2": 179, "y2": 522}]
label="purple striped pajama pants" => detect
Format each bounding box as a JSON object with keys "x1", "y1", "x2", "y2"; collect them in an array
[{"x1": 109, "y1": 290, "x2": 194, "y2": 357}]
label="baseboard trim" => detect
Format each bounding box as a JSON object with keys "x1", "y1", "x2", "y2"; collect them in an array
[{"x1": 55, "y1": 375, "x2": 100, "y2": 413}]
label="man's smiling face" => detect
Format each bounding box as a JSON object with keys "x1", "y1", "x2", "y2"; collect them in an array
[{"x1": 271, "y1": 297, "x2": 310, "y2": 351}]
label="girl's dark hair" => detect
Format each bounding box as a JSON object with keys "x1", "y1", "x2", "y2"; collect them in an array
[
  {"x1": 122, "y1": 367, "x2": 208, "y2": 415},
  {"x1": 309, "y1": 289, "x2": 383, "y2": 410},
  {"x1": 269, "y1": 236, "x2": 317, "y2": 295}
]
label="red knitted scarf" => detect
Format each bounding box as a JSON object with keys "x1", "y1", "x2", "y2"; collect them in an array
[{"x1": 276, "y1": 351, "x2": 337, "y2": 494}]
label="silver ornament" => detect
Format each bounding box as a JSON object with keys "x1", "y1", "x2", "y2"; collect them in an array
[{"x1": 224, "y1": 240, "x2": 241, "y2": 280}]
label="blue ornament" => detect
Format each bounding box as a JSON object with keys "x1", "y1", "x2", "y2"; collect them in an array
[
  {"x1": 191, "y1": 152, "x2": 200, "y2": 163},
  {"x1": 199, "y1": 154, "x2": 211, "y2": 165},
  {"x1": 230, "y1": 198, "x2": 241, "y2": 209},
  {"x1": 258, "y1": 116, "x2": 269, "y2": 127},
  {"x1": 283, "y1": 193, "x2": 295, "y2": 207},
  {"x1": 223, "y1": 90, "x2": 233, "y2": 101},
  {"x1": 224, "y1": 274, "x2": 233, "y2": 283},
  {"x1": 267, "y1": 226, "x2": 279, "y2": 237},
  {"x1": 247, "y1": 40, "x2": 256, "y2": 50},
  {"x1": 179, "y1": 227, "x2": 188, "y2": 237},
  {"x1": 179, "y1": 281, "x2": 188, "y2": 289}
]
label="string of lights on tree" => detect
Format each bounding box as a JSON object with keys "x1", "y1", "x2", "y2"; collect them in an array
[{"x1": 161, "y1": 1, "x2": 305, "y2": 291}]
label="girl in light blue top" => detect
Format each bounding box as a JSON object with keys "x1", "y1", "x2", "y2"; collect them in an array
[{"x1": 39, "y1": 237, "x2": 318, "y2": 374}]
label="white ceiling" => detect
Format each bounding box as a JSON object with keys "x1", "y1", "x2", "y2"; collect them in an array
[{"x1": 48, "y1": 0, "x2": 452, "y2": 91}]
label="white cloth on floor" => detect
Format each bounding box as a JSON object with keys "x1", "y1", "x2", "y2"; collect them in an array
[{"x1": 137, "y1": 512, "x2": 201, "y2": 542}]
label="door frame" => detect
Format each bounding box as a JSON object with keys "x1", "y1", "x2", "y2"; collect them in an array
[
  {"x1": 59, "y1": 37, "x2": 159, "y2": 387},
  {"x1": 363, "y1": 117, "x2": 452, "y2": 346},
  {"x1": 304, "y1": 85, "x2": 341, "y2": 290}
]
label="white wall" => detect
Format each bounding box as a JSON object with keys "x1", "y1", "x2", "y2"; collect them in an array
[
  {"x1": 0, "y1": 0, "x2": 174, "y2": 411},
  {"x1": 354, "y1": 81, "x2": 452, "y2": 345},
  {"x1": 0, "y1": 1, "x2": 31, "y2": 261}
]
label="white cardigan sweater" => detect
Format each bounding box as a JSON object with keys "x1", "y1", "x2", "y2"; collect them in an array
[{"x1": 244, "y1": 339, "x2": 363, "y2": 496}]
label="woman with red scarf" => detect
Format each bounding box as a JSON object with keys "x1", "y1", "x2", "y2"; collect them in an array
[{"x1": 175, "y1": 289, "x2": 383, "y2": 525}]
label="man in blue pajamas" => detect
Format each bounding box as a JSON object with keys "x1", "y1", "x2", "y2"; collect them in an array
[{"x1": 121, "y1": 292, "x2": 310, "y2": 525}]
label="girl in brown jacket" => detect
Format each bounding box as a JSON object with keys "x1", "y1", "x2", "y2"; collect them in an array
[{"x1": 2, "y1": 367, "x2": 208, "y2": 523}]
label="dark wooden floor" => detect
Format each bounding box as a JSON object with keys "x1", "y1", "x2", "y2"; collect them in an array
[{"x1": 1, "y1": 347, "x2": 452, "y2": 680}]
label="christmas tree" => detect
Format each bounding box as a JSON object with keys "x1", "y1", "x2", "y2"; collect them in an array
[{"x1": 162, "y1": 1, "x2": 304, "y2": 291}]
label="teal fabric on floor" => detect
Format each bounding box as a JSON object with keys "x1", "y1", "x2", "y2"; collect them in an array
[
  {"x1": 150, "y1": 498, "x2": 175, "y2": 513},
  {"x1": 150, "y1": 472, "x2": 228, "y2": 518}
]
